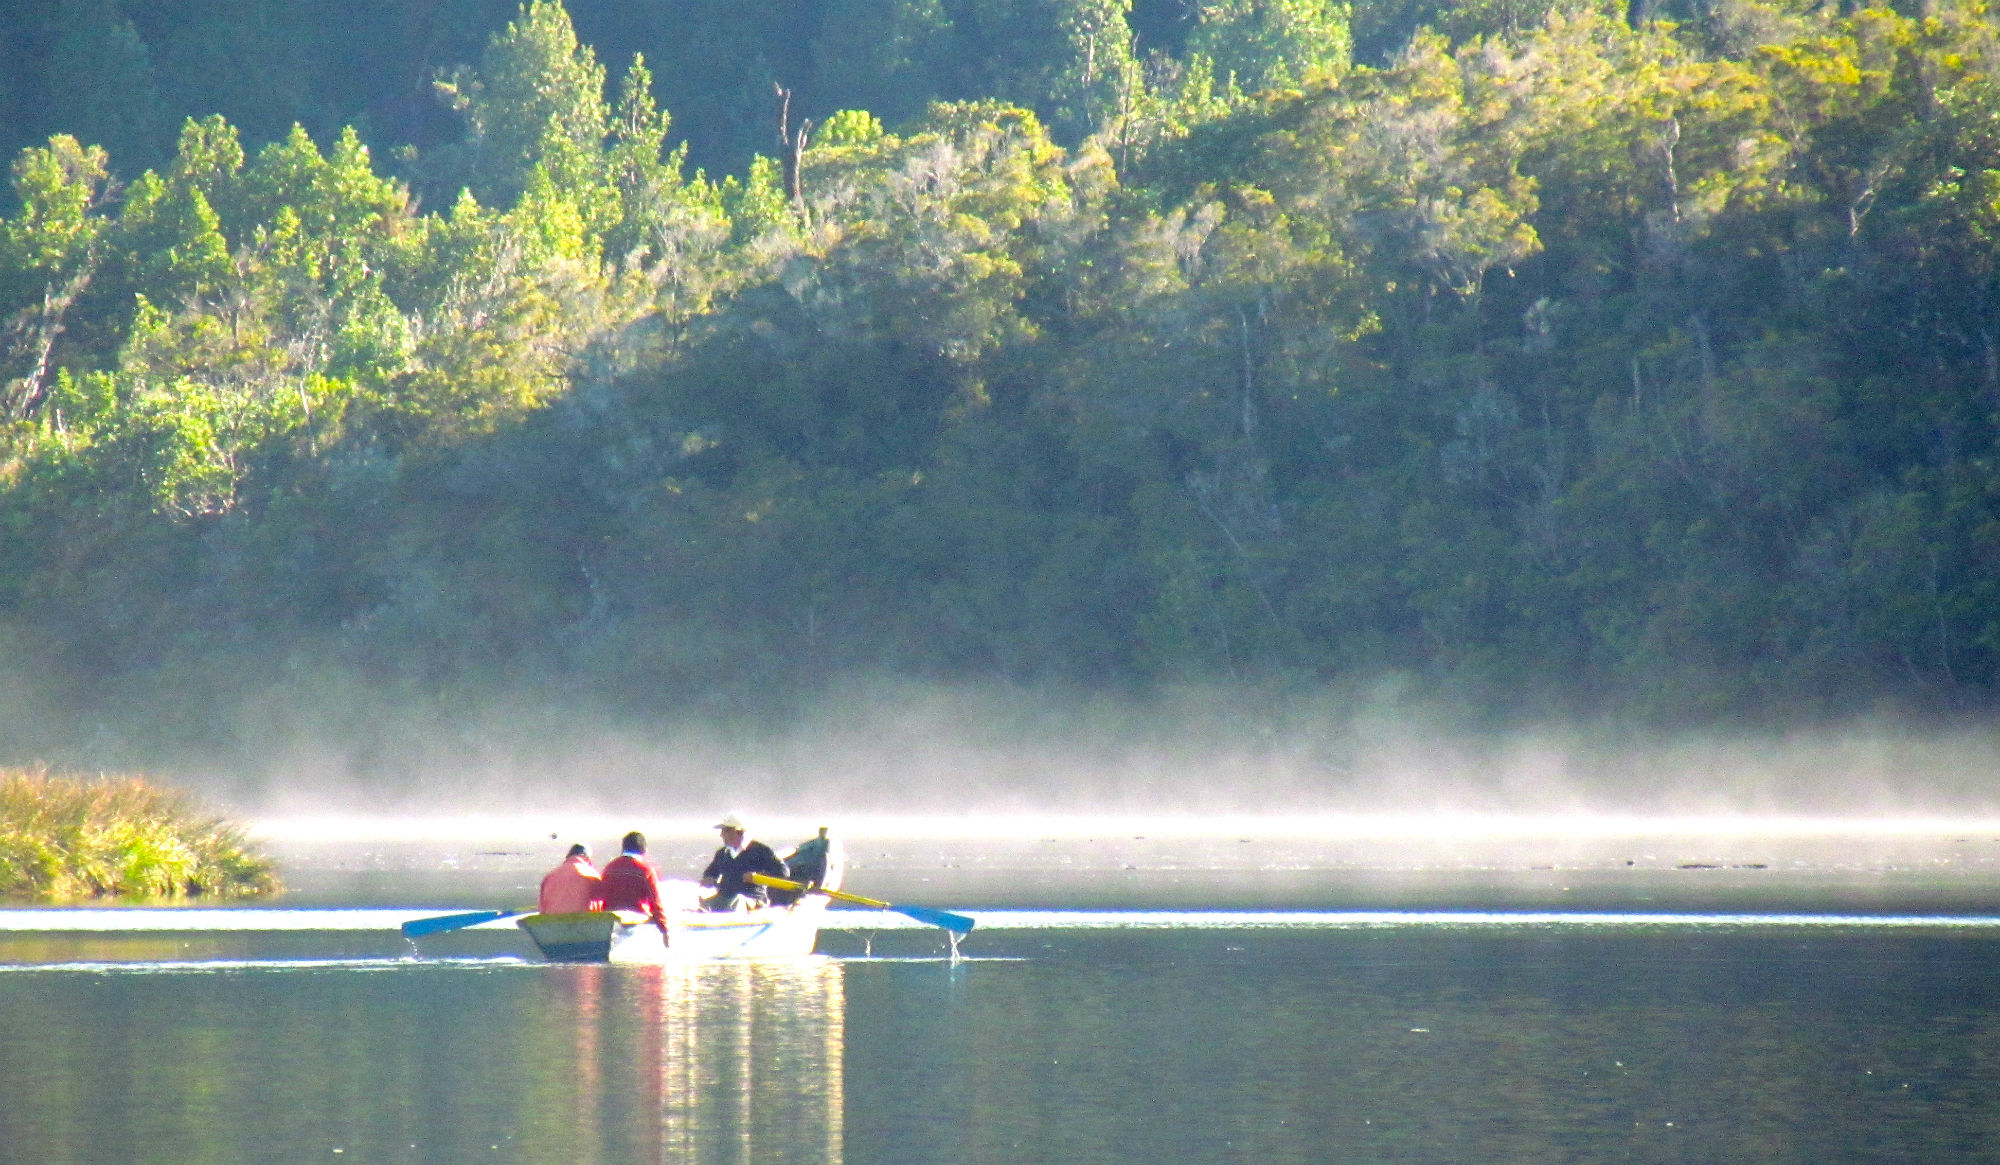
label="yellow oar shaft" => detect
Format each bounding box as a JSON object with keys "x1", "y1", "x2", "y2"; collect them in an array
[
  {"x1": 751, "y1": 872, "x2": 975, "y2": 935},
  {"x1": 751, "y1": 872, "x2": 892, "y2": 909}
]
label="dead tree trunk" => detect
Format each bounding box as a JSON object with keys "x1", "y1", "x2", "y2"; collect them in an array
[
  {"x1": 774, "y1": 84, "x2": 812, "y2": 221},
  {"x1": 2, "y1": 262, "x2": 95, "y2": 421}
]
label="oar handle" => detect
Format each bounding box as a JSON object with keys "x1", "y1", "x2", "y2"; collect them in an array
[{"x1": 751, "y1": 872, "x2": 893, "y2": 909}]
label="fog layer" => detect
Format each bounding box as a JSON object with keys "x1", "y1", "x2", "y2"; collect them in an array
[{"x1": 6, "y1": 677, "x2": 1992, "y2": 820}]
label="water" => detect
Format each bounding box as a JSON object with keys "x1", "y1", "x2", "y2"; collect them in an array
[
  {"x1": 6, "y1": 825, "x2": 2000, "y2": 1163},
  {"x1": 5, "y1": 916, "x2": 2000, "y2": 1161}
]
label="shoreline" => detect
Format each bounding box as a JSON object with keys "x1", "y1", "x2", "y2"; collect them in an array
[{"x1": 1, "y1": 770, "x2": 278, "y2": 903}]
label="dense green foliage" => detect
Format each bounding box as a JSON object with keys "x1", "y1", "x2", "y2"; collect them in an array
[
  {"x1": 3, "y1": 0, "x2": 1999, "y2": 758},
  {"x1": 0, "y1": 768, "x2": 278, "y2": 898}
]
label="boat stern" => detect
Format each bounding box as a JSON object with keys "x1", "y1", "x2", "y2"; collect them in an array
[{"x1": 516, "y1": 911, "x2": 617, "y2": 962}]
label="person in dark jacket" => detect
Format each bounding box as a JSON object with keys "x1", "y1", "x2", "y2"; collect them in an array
[
  {"x1": 785, "y1": 827, "x2": 833, "y2": 888},
  {"x1": 766, "y1": 826, "x2": 834, "y2": 905},
  {"x1": 700, "y1": 813, "x2": 788, "y2": 910}
]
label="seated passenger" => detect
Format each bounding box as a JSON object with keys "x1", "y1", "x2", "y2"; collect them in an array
[
  {"x1": 700, "y1": 813, "x2": 788, "y2": 911},
  {"x1": 599, "y1": 831, "x2": 670, "y2": 933},
  {"x1": 538, "y1": 842, "x2": 602, "y2": 914},
  {"x1": 769, "y1": 826, "x2": 833, "y2": 905}
]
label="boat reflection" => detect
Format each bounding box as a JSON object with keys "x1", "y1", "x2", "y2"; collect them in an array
[{"x1": 539, "y1": 958, "x2": 845, "y2": 1165}]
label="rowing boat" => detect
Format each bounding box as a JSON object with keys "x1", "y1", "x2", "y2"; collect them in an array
[{"x1": 516, "y1": 835, "x2": 844, "y2": 963}]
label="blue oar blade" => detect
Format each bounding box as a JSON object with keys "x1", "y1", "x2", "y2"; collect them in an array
[
  {"x1": 401, "y1": 909, "x2": 517, "y2": 938},
  {"x1": 894, "y1": 904, "x2": 975, "y2": 935}
]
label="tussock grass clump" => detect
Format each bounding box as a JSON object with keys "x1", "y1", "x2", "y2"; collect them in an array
[{"x1": 0, "y1": 768, "x2": 279, "y2": 901}]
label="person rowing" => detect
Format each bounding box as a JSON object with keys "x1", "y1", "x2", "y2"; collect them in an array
[
  {"x1": 785, "y1": 826, "x2": 833, "y2": 890},
  {"x1": 700, "y1": 813, "x2": 788, "y2": 911}
]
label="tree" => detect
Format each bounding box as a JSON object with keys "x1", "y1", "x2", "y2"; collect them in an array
[
  {"x1": 0, "y1": 136, "x2": 110, "y2": 420},
  {"x1": 1185, "y1": 0, "x2": 1352, "y2": 96},
  {"x1": 436, "y1": 0, "x2": 613, "y2": 214},
  {"x1": 40, "y1": 0, "x2": 168, "y2": 173},
  {"x1": 809, "y1": 0, "x2": 957, "y2": 128}
]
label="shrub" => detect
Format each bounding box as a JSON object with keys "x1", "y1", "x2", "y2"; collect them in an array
[{"x1": 0, "y1": 768, "x2": 279, "y2": 901}]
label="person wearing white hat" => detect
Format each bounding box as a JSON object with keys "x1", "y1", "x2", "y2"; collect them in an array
[{"x1": 700, "y1": 812, "x2": 788, "y2": 911}]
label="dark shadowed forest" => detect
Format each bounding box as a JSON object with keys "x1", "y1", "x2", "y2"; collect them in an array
[{"x1": 1, "y1": 0, "x2": 1998, "y2": 780}]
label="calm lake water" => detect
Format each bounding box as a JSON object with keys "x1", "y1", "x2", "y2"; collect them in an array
[{"x1": 6, "y1": 827, "x2": 2000, "y2": 1163}]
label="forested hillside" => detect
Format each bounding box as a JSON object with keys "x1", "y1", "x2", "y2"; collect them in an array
[{"x1": 1, "y1": 0, "x2": 1997, "y2": 761}]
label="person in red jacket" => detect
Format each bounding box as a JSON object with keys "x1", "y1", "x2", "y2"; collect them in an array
[
  {"x1": 538, "y1": 842, "x2": 602, "y2": 914},
  {"x1": 599, "y1": 831, "x2": 669, "y2": 933}
]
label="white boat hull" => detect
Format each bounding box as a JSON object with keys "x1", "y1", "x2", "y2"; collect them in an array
[{"x1": 517, "y1": 845, "x2": 844, "y2": 963}]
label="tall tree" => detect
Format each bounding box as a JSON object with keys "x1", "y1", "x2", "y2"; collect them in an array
[
  {"x1": 40, "y1": 0, "x2": 168, "y2": 173},
  {"x1": 435, "y1": 0, "x2": 612, "y2": 211}
]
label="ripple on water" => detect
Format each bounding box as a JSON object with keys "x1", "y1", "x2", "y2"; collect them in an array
[{"x1": 7, "y1": 906, "x2": 2000, "y2": 933}]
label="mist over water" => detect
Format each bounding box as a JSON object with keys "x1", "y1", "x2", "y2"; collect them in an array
[{"x1": 8, "y1": 676, "x2": 2000, "y2": 822}]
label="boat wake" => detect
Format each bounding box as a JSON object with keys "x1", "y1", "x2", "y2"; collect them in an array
[
  {"x1": 0, "y1": 908, "x2": 464, "y2": 932},
  {"x1": 0, "y1": 955, "x2": 534, "y2": 975},
  {"x1": 901, "y1": 909, "x2": 2000, "y2": 930}
]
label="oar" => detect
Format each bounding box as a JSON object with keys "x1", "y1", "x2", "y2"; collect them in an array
[
  {"x1": 400, "y1": 909, "x2": 522, "y2": 938},
  {"x1": 752, "y1": 873, "x2": 975, "y2": 935}
]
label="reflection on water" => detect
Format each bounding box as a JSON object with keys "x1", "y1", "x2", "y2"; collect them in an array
[
  {"x1": 0, "y1": 954, "x2": 844, "y2": 1165},
  {"x1": 9, "y1": 925, "x2": 2000, "y2": 1163},
  {"x1": 538, "y1": 961, "x2": 843, "y2": 1165},
  {"x1": 838, "y1": 928, "x2": 2000, "y2": 1164}
]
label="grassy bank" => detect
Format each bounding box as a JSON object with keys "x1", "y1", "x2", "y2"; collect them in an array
[{"x1": 0, "y1": 769, "x2": 279, "y2": 901}]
